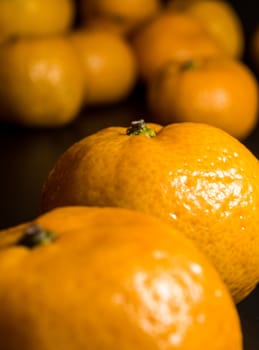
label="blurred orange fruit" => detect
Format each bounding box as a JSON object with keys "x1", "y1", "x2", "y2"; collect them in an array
[
  {"x1": 168, "y1": 0, "x2": 244, "y2": 58},
  {"x1": 78, "y1": 0, "x2": 162, "y2": 36},
  {"x1": 0, "y1": 206, "x2": 242, "y2": 349},
  {"x1": 131, "y1": 10, "x2": 226, "y2": 81},
  {"x1": 69, "y1": 29, "x2": 137, "y2": 106},
  {"x1": 40, "y1": 120, "x2": 259, "y2": 303},
  {"x1": 0, "y1": 36, "x2": 84, "y2": 128},
  {"x1": 0, "y1": 0, "x2": 75, "y2": 43},
  {"x1": 147, "y1": 57, "x2": 259, "y2": 139}
]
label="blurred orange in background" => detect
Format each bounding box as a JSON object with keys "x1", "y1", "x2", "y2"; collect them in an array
[
  {"x1": 167, "y1": 0, "x2": 245, "y2": 59},
  {"x1": 78, "y1": 0, "x2": 162, "y2": 36},
  {"x1": 131, "y1": 10, "x2": 226, "y2": 81},
  {"x1": 0, "y1": 0, "x2": 75, "y2": 43},
  {"x1": 0, "y1": 0, "x2": 257, "y2": 134},
  {"x1": 0, "y1": 36, "x2": 84, "y2": 128},
  {"x1": 147, "y1": 56, "x2": 259, "y2": 139},
  {"x1": 69, "y1": 29, "x2": 137, "y2": 106}
]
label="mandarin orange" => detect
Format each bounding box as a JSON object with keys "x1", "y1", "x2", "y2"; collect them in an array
[
  {"x1": 0, "y1": 0, "x2": 74, "y2": 42},
  {"x1": 130, "y1": 10, "x2": 226, "y2": 81},
  {"x1": 168, "y1": 0, "x2": 244, "y2": 58},
  {"x1": 40, "y1": 121, "x2": 259, "y2": 303},
  {"x1": 0, "y1": 206, "x2": 242, "y2": 349},
  {"x1": 0, "y1": 36, "x2": 84, "y2": 127},
  {"x1": 79, "y1": 0, "x2": 162, "y2": 36},
  {"x1": 69, "y1": 29, "x2": 137, "y2": 106},
  {"x1": 147, "y1": 57, "x2": 259, "y2": 139}
]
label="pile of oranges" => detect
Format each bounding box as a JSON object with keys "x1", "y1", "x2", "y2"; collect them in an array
[
  {"x1": 0, "y1": 0, "x2": 258, "y2": 140},
  {"x1": 0, "y1": 0, "x2": 139, "y2": 127},
  {"x1": 1, "y1": 1, "x2": 259, "y2": 349}
]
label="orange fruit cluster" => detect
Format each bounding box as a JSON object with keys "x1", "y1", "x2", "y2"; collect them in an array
[
  {"x1": 0, "y1": 0, "x2": 84, "y2": 128},
  {"x1": 0, "y1": 0, "x2": 139, "y2": 127},
  {"x1": 0, "y1": 0, "x2": 258, "y2": 139},
  {"x1": 130, "y1": 0, "x2": 259, "y2": 140},
  {"x1": 1, "y1": 3, "x2": 259, "y2": 347}
]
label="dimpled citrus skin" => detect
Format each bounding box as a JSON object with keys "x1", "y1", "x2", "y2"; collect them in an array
[
  {"x1": 0, "y1": 206, "x2": 242, "y2": 350},
  {"x1": 40, "y1": 122, "x2": 259, "y2": 303}
]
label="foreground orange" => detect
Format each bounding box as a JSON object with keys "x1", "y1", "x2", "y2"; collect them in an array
[
  {"x1": 40, "y1": 121, "x2": 259, "y2": 303},
  {"x1": 0, "y1": 206, "x2": 242, "y2": 349},
  {"x1": 147, "y1": 57, "x2": 259, "y2": 139}
]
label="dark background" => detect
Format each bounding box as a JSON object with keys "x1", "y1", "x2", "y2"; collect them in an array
[{"x1": 0, "y1": 1, "x2": 258, "y2": 348}]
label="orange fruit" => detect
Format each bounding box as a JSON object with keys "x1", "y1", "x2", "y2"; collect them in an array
[
  {"x1": 0, "y1": 36, "x2": 84, "y2": 128},
  {"x1": 0, "y1": 206, "x2": 242, "y2": 349},
  {"x1": 40, "y1": 120, "x2": 259, "y2": 303},
  {"x1": 147, "y1": 57, "x2": 259, "y2": 140},
  {"x1": 168, "y1": 0, "x2": 244, "y2": 58},
  {"x1": 69, "y1": 29, "x2": 137, "y2": 106},
  {"x1": 78, "y1": 0, "x2": 162, "y2": 36},
  {"x1": 130, "y1": 10, "x2": 226, "y2": 81},
  {"x1": 0, "y1": 0, "x2": 75, "y2": 43}
]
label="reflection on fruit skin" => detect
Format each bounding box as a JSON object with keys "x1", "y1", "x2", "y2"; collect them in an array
[
  {"x1": 0, "y1": 206, "x2": 242, "y2": 349},
  {"x1": 40, "y1": 121, "x2": 259, "y2": 303}
]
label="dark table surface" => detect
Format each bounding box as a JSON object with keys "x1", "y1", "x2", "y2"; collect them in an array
[{"x1": 0, "y1": 1, "x2": 259, "y2": 347}]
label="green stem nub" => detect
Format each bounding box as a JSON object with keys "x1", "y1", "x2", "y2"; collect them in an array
[
  {"x1": 181, "y1": 59, "x2": 201, "y2": 71},
  {"x1": 126, "y1": 119, "x2": 156, "y2": 138},
  {"x1": 16, "y1": 223, "x2": 56, "y2": 249}
]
